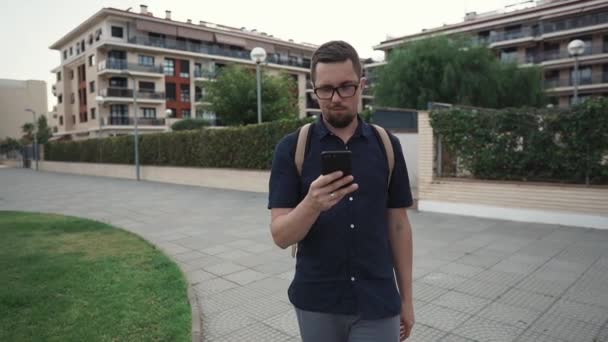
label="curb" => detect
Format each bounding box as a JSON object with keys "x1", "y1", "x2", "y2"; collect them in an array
[{"x1": 187, "y1": 284, "x2": 202, "y2": 342}]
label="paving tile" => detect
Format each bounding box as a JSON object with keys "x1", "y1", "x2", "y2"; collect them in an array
[
  {"x1": 413, "y1": 282, "x2": 450, "y2": 302},
  {"x1": 471, "y1": 269, "x2": 526, "y2": 286},
  {"x1": 214, "y1": 322, "x2": 293, "y2": 342},
  {"x1": 545, "y1": 299, "x2": 608, "y2": 326},
  {"x1": 530, "y1": 313, "x2": 602, "y2": 342},
  {"x1": 263, "y1": 310, "x2": 300, "y2": 337},
  {"x1": 438, "y1": 262, "x2": 485, "y2": 278},
  {"x1": 224, "y1": 269, "x2": 268, "y2": 285},
  {"x1": 416, "y1": 303, "x2": 472, "y2": 332},
  {"x1": 439, "y1": 334, "x2": 477, "y2": 342},
  {"x1": 420, "y1": 272, "x2": 469, "y2": 290},
  {"x1": 186, "y1": 269, "x2": 217, "y2": 284},
  {"x1": 515, "y1": 275, "x2": 573, "y2": 296},
  {"x1": 406, "y1": 323, "x2": 448, "y2": 342},
  {"x1": 202, "y1": 307, "x2": 257, "y2": 339},
  {"x1": 432, "y1": 291, "x2": 492, "y2": 315},
  {"x1": 515, "y1": 330, "x2": 569, "y2": 342},
  {"x1": 453, "y1": 278, "x2": 511, "y2": 300},
  {"x1": 477, "y1": 302, "x2": 541, "y2": 329},
  {"x1": 203, "y1": 261, "x2": 247, "y2": 276},
  {"x1": 193, "y1": 277, "x2": 239, "y2": 296},
  {"x1": 200, "y1": 244, "x2": 231, "y2": 255},
  {"x1": 496, "y1": 288, "x2": 556, "y2": 312},
  {"x1": 452, "y1": 316, "x2": 523, "y2": 342},
  {"x1": 216, "y1": 249, "x2": 254, "y2": 261}
]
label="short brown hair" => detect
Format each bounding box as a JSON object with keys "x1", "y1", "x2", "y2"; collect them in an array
[{"x1": 310, "y1": 40, "x2": 361, "y2": 84}]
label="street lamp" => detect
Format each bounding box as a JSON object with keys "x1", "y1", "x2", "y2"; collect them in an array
[
  {"x1": 24, "y1": 108, "x2": 38, "y2": 171},
  {"x1": 250, "y1": 47, "x2": 267, "y2": 124},
  {"x1": 568, "y1": 39, "x2": 585, "y2": 105},
  {"x1": 120, "y1": 70, "x2": 140, "y2": 181}
]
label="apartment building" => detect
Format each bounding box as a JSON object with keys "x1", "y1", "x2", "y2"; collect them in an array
[
  {"x1": 367, "y1": 0, "x2": 608, "y2": 108},
  {"x1": 0, "y1": 79, "x2": 48, "y2": 141},
  {"x1": 49, "y1": 5, "x2": 319, "y2": 140}
]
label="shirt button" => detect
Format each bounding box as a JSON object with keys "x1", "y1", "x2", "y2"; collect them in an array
[
  {"x1": 349, "y1": 197, "x2": 353, "y2": 201},
  {"x1": 350, "y1": 224, "x2": 355, "y2": 229},
  {"x1": 351, "y1": 276, "x2": 356, "y2": 282}
]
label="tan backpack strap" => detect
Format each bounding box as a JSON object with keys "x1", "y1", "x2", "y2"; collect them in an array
[
  {"x1": 291, "y1": 123, "x2": 312, "y2": 258},
  {"x1": 371, "y1": 124, "x2": 394, "y2": 187},
  {"x1": 295, "y1": 123, "x2": 312, "y2": 177}
]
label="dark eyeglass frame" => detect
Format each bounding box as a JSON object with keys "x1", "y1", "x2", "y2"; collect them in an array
[{"x1": 313, "y1": 84, "x2": 359, "y2": 100}]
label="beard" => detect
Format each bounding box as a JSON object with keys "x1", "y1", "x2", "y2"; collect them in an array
[{"x1": 324, "y1": 107, "x2": 357, "y2": 128}]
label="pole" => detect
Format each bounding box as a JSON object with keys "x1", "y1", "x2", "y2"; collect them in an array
[
  {"x1": 573, "y1": 55, "x2": 579, "y2": 105},
  {"x1": 132, "y1": 76, "x2": 140, "y2": 181},
  {"x1": 32, "y1": 110, "x2": 38, "y2": 171},
  {"x1": 256, "y1": 62, "x2": 262, "y2": 124}
]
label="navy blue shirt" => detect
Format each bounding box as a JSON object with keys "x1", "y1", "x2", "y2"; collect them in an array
[{"x1": 268, "y1": 116, "x2": 413, "y2": 319}]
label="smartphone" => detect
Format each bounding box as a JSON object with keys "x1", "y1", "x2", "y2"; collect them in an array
[{"x1": 321, "y1": 150, "x2": 352, "y2": 176}]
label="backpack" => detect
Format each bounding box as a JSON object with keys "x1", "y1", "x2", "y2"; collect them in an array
[{"x1": 290, "y1": 122, "x2": 395, "y2": 257}]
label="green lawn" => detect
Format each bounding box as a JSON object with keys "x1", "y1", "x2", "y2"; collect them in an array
[{"x1": 0, "y1": 211, "x2": 190, "y2": 341}]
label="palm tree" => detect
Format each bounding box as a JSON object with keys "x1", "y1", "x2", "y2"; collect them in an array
[{"x1": 21, "y1": 123, "x2": 35, "y2": 143}]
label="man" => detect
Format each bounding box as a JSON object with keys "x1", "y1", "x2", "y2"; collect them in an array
[{"x1": 268, "y1": 40, "x2": 415, "y2": 341}]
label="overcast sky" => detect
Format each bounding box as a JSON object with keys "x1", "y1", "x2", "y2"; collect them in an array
[{"x1": 0, "y1": 0, "x2": 523, "y2": 110}]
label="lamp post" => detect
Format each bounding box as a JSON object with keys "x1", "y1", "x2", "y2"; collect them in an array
[
  {"x1": 567, "y1": 39, "x2": 585, "y2": 105},
  {"x1": 24, "y1": 108, "x2": 38, "y2": 171},
  {"x1": 121, "y1": 70, "x2": 140, "y2": 181},
  {"x1": 250, "y1": 47, "x2": 267, "y2": 124}
]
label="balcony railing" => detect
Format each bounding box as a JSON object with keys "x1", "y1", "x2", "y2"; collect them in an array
[
  {"x1": 106, "y1": 117, "x2": 166, "y2": 126},
  {"x1": 525, "y1": 44, "x2": 607, "y2": 64},
  {"x1": 544, "y1": 73, "x2": 608, "y2": 89},
  {"x1": 194, "y1": 69, "x2": 218, "y2": 78},
  {"x1": 472, "y1": 12, "x2": 608, "y2": 45},
  {"x1": 99, "y1": 88, "x2": 165, "y2": 99},
  {"x1": 98, "y1": 59, "x2": 164, "y2": 74},
  {"x1": 127, "y1": 35, "x2": 311, "y2": 69}
]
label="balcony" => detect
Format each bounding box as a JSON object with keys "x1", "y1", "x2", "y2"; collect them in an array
[
  {"x1": 544, "y1": 73, "x2": 608, "y2": 89},
  {"x1": 194, "y1": 69, "x2": 218, "y2": 79},
  {"x1": 99, "y1": 88, "x2": 166, "y2": 100},
  {"x1": 106, "y1": 117, "x2": 166, "y2": 126},
  {"x1": 127, "y1": 35, "x2": 311, "y2": 69},
  {"x1": 97, "y1": 59, "x2": 164, "y2": 74},
  {"x1": 525, "y1": 44, "x2": 608, "y2": 64}
]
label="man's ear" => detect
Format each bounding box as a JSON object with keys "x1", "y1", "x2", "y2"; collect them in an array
[{"x1": 359, "y1": 77, "x2": 367, "y2": 91}]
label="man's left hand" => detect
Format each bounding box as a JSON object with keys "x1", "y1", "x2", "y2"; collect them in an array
[{"x1": 399, "y1": 300, "x2": 415, "y2": 341}]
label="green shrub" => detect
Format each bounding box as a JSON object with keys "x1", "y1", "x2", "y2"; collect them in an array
[
  {"x1": 45, "y1": 118, "x2": 314, "y2": 170},
  {"x1": 429, "y1": 98, "x2": 608, "y2": 184},
  {"x1": 170, "y1": 118, "x2": 209, "y2": 131}
]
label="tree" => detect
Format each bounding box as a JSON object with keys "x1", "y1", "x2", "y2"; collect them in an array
[
  {"x1": 200, "y1": 65, "x2": 299, "y2": 125},
  {"x1": 374, "y1": 36, "x2": 545, "y2": 109},
  {"x1": 21, "y1": 123, "x2": 34, "y2": 144},
  {"x1": 36, "y1": 115, "x2": 52, "y2": 144},
  {"x1": 0, "y1": 137, "x2": 22, "y2": 154}
]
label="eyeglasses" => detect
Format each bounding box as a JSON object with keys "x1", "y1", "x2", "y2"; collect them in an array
[{"x1": 313, "y1": 84, "x2": 359, "y2": 100}]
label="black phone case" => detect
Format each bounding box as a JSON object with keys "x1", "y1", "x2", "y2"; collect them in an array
[{"x1": 321, "y1": 151, "x2": 352, "y2": 175}]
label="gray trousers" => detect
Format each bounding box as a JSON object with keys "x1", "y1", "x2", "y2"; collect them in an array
[{"x1": 295, "y1": 308, "x2": 400, "y2": 342}]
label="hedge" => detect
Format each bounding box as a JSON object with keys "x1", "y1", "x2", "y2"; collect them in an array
[
  {"x1": 45, "y1": 118, "x2": 313, "y2": 170},
  {"x1": 429, "y1": 98, "x2": 608, "y2": 185}
]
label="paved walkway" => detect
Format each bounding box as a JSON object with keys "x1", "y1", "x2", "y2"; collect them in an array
[{"x1": 1, "y1": 168, "x2": 607, "y2": 342}]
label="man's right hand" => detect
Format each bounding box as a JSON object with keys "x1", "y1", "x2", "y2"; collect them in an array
[{"x1": 304, "y1": 171, "x2": 358, "y2": 212}]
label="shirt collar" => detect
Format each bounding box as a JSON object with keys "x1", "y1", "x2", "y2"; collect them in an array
[{"x1": 314, "y1": 114, "x2": 374, "y2": 140}]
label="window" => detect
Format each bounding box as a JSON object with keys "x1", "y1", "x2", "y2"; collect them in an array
[
  {"x1": 95, "y1": 28, "x2": 102, "y2": 41},
  {"x1": 138, "y1": 55, "x2": 154, "y2": 66},
  {"x1": 182, "y1": 109, "x2": 191, "y2": 118},
  {"x1": 166, "y1": 83, "x2": 176, "y2": 101},
  {"x1": 63, "y1": 50, "x2": 67, "y2": 60},
  {"x1": 164, "y1": 58, "x2": 175, "y2": 76},
  {"x1": 571, "y1": 66, "x2": 592, "y2": 85},
  {"x1": 194, "y1": 63, "x2": 202, "y2": 77},
  {"x1": 109, "y1": 77, "x2": 127, "y2": 88},
  {"x1": 70, "y1": 93, "x2": 75, "y2": 104},
  {"x1": 76, "y1": 43, "x2": 80, "y2": 55},
  {"x1": 89, "y1": 81, "x2": 95, "y2": 93},
  {"x1": 57, "y1": 72, "x2": 61, "y2": 81},
  {"x1": 89, "y1": 55, "x2": 95, "y2": 66},
  {"x1": 111, "y1": 26, "x2": 124, "y2": 38},
  {"x1": 110, "y1": 104, "x2": 128, "y2": 116},
  {"x1": 180, "y1": 84, "x2": 190, "y2": 102},
  {"x1": 141, "y1": 108, "x2": 156, "y2": 118},
  {"x1": 81, "y1": 40, "x2": 85, "y2": 52},
  {"x1": 58, "y1": 94, "x2": 63, "y2": 104},
  {"x1": 88, "y1": 34, "x2": 94, "y2": 45},
  {"x1": 180, "y1": 60, "x2": 190, "y2": 78},
  {"x1": 108, "y1": 50, "x2": 126, "y2": 61},
  {"x1": 72, "y1": 115, "x2": 76, "y2": 124},
  {"x1": 604, "y1": 35, "x2": 608, "y2": 53},
  {"x1": 91, "y1": 108, "x2": 96, "y2": 120},
  {"x1": 139, "y1": 81, "x2": 155, "y2": 92},
  {"x1": 80, "y1": 111, "x2": 88, "y2": 123},
  {"x1": 69, "y1": 47, "x2": 73, "y2": 56},
  {"x1": 59, "y1": 116, "x2": 64, "y2": 125},
  {"x1": 500, "y1": 48, "x2": 518, "y2": 63}
]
